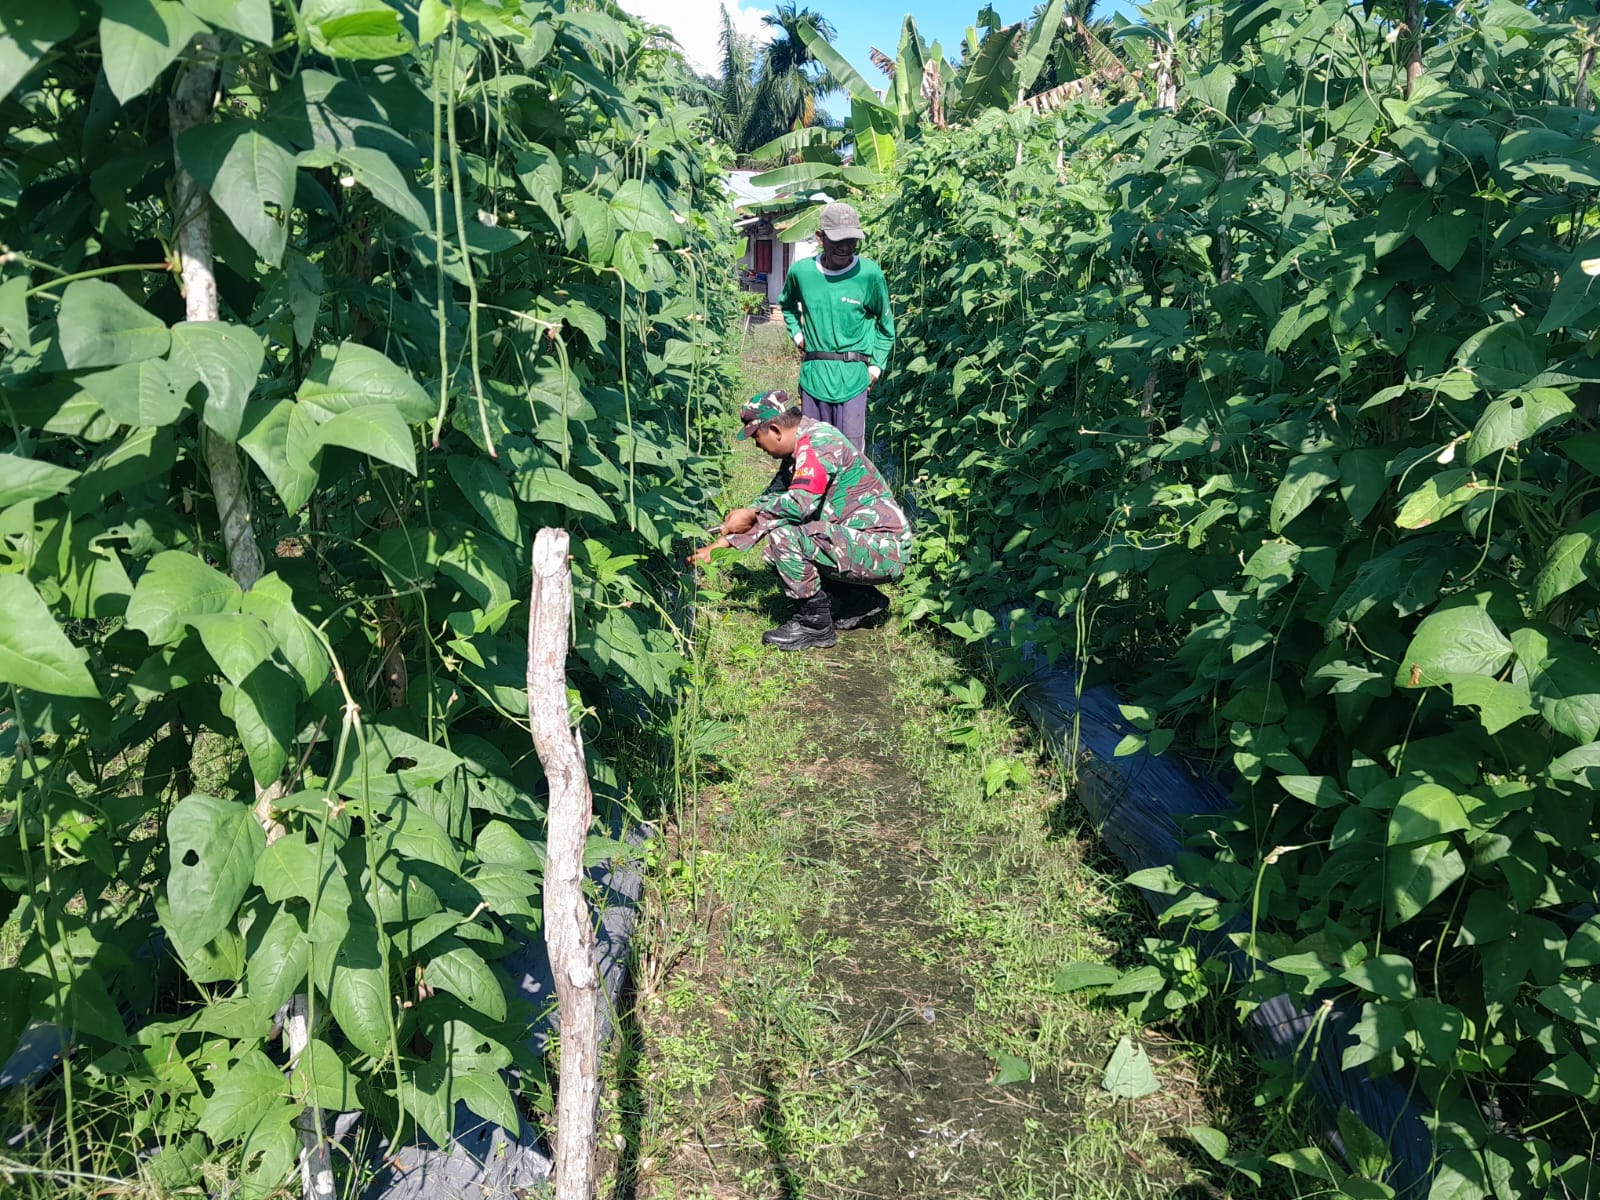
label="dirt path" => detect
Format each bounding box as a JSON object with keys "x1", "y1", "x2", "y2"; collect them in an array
[{"x1": 594, "y1": 322, "x2": 1242, "y2": 1199}]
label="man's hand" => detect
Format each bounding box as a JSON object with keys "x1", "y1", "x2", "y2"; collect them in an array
[
  {"x1": 721, "y1": 508, "x2": 759, "y2": 534},
  {"x1": 867, "y1": 365, "x2": 882, "y2": 385},
  {"x1": 793, "y1": 332, "x2": 804, "y2": 350},
  {"x1": 687, "y1": 534, "x2": 731, "y2": 568}
]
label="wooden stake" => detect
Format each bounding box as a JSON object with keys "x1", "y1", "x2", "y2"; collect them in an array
[{"x1": 526, "y1": 528, "x2": 599, "y2": 1200}]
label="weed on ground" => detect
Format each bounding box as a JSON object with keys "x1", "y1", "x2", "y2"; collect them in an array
[{"x1": 603, "y1": 389, "x2": 1253, "y2": 1197}]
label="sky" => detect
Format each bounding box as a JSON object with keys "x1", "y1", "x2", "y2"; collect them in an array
[{"x1": 617, "y1": 0, "x2": 1139, "y2": 111}]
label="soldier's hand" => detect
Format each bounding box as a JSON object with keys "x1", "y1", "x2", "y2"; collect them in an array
[
  {"x1": 687, "y1": 545, "x2": 714, "y2": 568},
  {"x1": 722, "y1": 508, "x2": 759, "y2": 534}
]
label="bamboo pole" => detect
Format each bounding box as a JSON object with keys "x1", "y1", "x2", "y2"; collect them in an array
[{"x1": 526, "y1": 528, "x2": 600, "y2": 1199}]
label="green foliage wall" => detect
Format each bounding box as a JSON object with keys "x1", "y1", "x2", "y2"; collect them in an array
[
  {"x1": 875, "y1": 0, "x2": 1600, "y2": 1193},
  {"x1": 0, "y1": 0, "x2": 734, "y2": 1190}
]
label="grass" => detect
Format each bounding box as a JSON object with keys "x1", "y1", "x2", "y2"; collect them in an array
[{"x1": 600, "y1": 321, "x2": 1301, "y2": 1199}]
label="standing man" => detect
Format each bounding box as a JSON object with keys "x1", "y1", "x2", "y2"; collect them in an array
[
  {"x1": 688, "y1": 395, "x2": 910, "y2": 651},
  {"x1": 778, "y1": 201, "x2": 895, "y2": 454}
]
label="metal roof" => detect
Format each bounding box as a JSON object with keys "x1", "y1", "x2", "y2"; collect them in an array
[{"x1": 725, "y1": 170, "x2": 831, "y2": 215}]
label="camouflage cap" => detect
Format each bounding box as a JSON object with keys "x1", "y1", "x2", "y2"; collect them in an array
[{"x1": 737, "y1": 391, "x2": 792, "y2": 439}]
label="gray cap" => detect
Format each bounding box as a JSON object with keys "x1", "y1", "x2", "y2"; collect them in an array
[{"x1": 817, "y1": 201, "x2": 864, "y2": 241}]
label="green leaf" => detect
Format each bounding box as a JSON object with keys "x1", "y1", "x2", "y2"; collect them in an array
[
  {"x1": 0, "y1": 574, "x2": 100, "y2": 698},
  {"x1": 849, "y1": 96, "x2": 899, "y2": 175},
  {"x1": 1343, "y1": 954, "x2": 1418, "y2": 1001},
  {"x1": 1101, "y1": 1035, "x2": 1160, "y2": 1098},
  {"x1": 0, "y1": 454, "x2": 78, "y2": 507},
  {"x1": 168, "y1": 321, "x2": 265, "y2": 442},
  {"x1": 176, "y1": 121, "x2": 297, "y2": 267},
  {"x1": 0, "y1": 276, "x2": 28, "y2": 345},
  {"x1": 1394, "y1": 469, "x2": 1479, "y2": 529},
  {"x1": 1385, "y1": 840, "x2": 1465, "y2": 928},
  {"x1": 1270, "y1": 1146, "x2": 1345, "y2": 1183},
  {"x1": 1014, "y1": 0, "x2": 1065, "y2": 97},
  {"x1": 298, "y1": 145, "x2": 431, "y2": 231},
  {"x1": 954, "y1": 25, "x2": 1018, "y2": 119},
  {"x1": 1337, "y1": 1108, "x2": 1392, "y2": 1179},
  {"x1": 1532, "y1": 521, "x2": 1600, "y2": 612},
  {"x1": 1397, "y1": 600, "x2": 1512, "y2": 687},
  {"x1": 56, "y1": 279, "x2": 169, "y2": 369},
  {"x1": 446, "y1": 456, "x2": 521, "y2": 545},
  {"x1": 292, "y1": 1038, "x2": 362, "y2": 1111},
  {"x1": 238, "y1": 400, "x2": 322, "y2": 512},
  {"x1": 240, "y1": 575, "x2": 329, "y2": 695},
  {"x1": 1387, "y1": 783, "x2": 1469, "y2": 845},
  {"x1": 316, "y1": 404, "x2": 417, "y2": 473},
  {"x1": 296, "y1": 341, "x2": 433, "y2": 422},
  {"x1": 422, "y1": 940, "x2": 505, "y2": 1022},
  {"x1": 1567, "y1": 915, "x2": 1600, "y2": 967},
  {"x1": 1534, "y1": 1054, "x2": 1598, "y2": 1101},
  {"x1": 1449, "y1": 675, "x2": 1535, "y2": 735},
  {"x1": 1415, "y1": 207, "x2": 1474, "y2": 272},
  {"x1": 398, "y1": 1059, "x2": 451, "y2": 1146},
  {"x1": 197, "y1": 1048, "x2": 290, "y2": 1143},
  {"x1": 126, "y1": 550, "x2": 240, "y2": 646},
  {"x1": 304, "y1": 0, "x2": 412, "y2": 59},
  {"x1": 246, "y1": 905, "x2": 310, "y2": 1020},
  {"x1": 80, "y1": 359, "x2": 187, "y2": 427},
  {"x1": 1188, "y1": 1126, "x2": 1230, "y2": 1164},
  {"x1": 1051, "y1": 963, "x2": 1121, "y2": 992},
  {"x1": 0, "y1": 5, "x2": 77, "y2": 104},
  {"x1": 517, "y1": 465, "x2": 615, "y2": 523},
  {"x1": 564, "y1": 191, "x2": 617, "y2": 263},
  {"x1": 1513, "y1": 627, "x2": 1600, "y2": 742},
  {"x1": 1467, "y1": 388, "x2": 1574, "y2": 465},
  {"x1": 1339, "y1": 448, "x2": 1388, "y2": 524},
  {"x1": 796, "y1": 19, "x2": 880, "y2": 102},
  {"x1": 417, "y1": 0, "x2": 448, "y2": 44},
  {"x1": 1408, "y1": 998, "x2": 1465, "y2": 1066},
  {"x1": 187, "y1": 612, "x2": 277, "y2": 687},
  {"x1": 329, "y1": 955, "x2": 392, "y2": 1058},
  {"x1": 1270, "y1": 451, "x2": 1339, "y2": 532},
  {"x1": 182, "y1": 0, "x2": 273, "y2": 42},
  {"x1": 474, "y1": 821, "x2": 542, "y2": 871},
  {"x1": 451, "y1": 1069, "x2": 517, "y2": 1130},
  {"x1": 1279, "y1": 775, "x2": 1344, "y2": 807},
  {"x1": 227, "y1": 666, "x2": 296, "y2": 786},
  {"x1": 166, "y1": 794, "x2": 265, "y2": 952},
  {"x1": 99, "y1": 0, "x2": 207, "y2": 103},
  {"x1": 992, "y1": 1053, "x2": 1032, "y2": 1085},
  {"x1": 611, "y1": 230, "x2": 656, "y2": 291}
]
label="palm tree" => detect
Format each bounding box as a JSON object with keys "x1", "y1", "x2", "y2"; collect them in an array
[{"x1": 739, "y1": 4, "x2": 838, "y2": 152}]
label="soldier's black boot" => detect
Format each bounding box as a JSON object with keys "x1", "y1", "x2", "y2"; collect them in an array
[
  {"x1": 761, "y1": 593, "x2": 837, "y2": 651},
  {"x1": 830, "y1": 582, "x2": 888, "y2": 631}
]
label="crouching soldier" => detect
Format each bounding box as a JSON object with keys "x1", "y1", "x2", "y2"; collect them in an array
[{"x1": 688, "y1": 393, "x2": 912, "y2": 651}]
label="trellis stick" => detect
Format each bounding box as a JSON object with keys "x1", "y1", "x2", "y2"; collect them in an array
[
  {"x1": 526, "y1": 528, "x2": 600, "y2": 1199},
  {"x1": 170, "y1": 45, "x2": 329, "y2": 1200}
]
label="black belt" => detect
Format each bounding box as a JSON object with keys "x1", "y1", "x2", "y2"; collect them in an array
[{"x1": 802, "y1": 351, "x2": 872, "y2": 363}]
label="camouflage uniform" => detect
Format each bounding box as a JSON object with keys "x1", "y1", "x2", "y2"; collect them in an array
[{"x1": 725, "y1": 417, "x2": 911, "y2": 600}]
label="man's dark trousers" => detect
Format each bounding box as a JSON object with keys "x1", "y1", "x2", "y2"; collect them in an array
[{"x1": 799, "y1": 388, "x2": 867, "y2": 453}]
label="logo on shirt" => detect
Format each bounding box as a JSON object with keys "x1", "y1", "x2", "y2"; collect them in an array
[{"x1": 841, "y1": 297, "x2": 862, "y2": 306}]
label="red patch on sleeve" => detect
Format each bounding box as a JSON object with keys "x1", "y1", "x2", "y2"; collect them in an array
[{"x1": 789, "y1": 436, "x2": 827, "y2": 496}]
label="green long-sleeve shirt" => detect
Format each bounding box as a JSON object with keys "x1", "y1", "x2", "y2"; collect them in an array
[{"x1": 778, "y1": 256, "x2": 895, "y2": 403}]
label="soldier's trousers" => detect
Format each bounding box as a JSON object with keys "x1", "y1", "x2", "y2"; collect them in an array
[{"x1": 763, "y1": 521, "x2": 909, "y2": 600}]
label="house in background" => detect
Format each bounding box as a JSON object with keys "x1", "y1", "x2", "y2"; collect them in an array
[{"x1": 727, "y1": 170, "x2": 821, "y2": 306}]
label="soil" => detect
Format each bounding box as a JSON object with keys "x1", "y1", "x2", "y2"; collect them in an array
[{"x1": 610, "y1": 626, "x2": 1210, "y2": 1200}]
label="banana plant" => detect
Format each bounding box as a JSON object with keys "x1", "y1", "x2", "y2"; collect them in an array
[{"x1": 749, "y1": 0, "x2": 1066, "y2": 234}]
